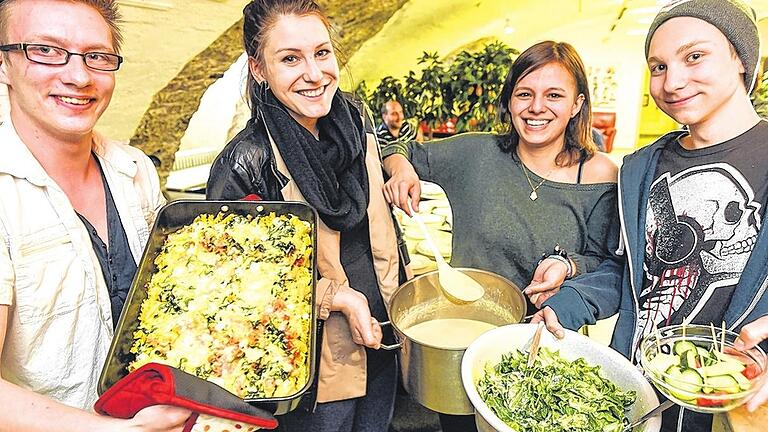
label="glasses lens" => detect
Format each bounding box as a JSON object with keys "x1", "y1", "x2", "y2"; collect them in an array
[
  {"x1": 84, "y1": 52, "x2": 121, "y2": 71},
  {"x1": 25, "y1": 44, "x2": 67, "y2": 65}
]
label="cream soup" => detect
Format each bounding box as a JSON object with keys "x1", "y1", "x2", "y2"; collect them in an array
[{"x1": 403, "y1": 318, "x2": 497, "y2": 349}]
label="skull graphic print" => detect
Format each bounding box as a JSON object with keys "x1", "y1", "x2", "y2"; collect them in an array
[{"x1": 637, "y1": 163, "x2": 762, "y2": 344}]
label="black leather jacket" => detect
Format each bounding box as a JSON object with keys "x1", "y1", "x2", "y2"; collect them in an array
[
  {"x1": 206, "y1": 105, "x2": 411, "y2": 282},
  {"x1": 206, "y1": 116, "x2": 289, "y2": 201},
  {"x1": 207, "y1": 95, "x2": 376, "y2": 200}
]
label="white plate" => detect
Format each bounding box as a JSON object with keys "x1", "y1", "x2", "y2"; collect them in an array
[
  {"x1": 419, "y1": 199, "x2": 451, "y2": 213},
  {"x1": 400, "y1": 213, "x2": 446, "y2": 229},
  {"x1": 420, "y1": 181, "x2": 447, "y2": 200},
  {"x1": 431, "y1": 207, "x2": 452, "y2": 218},
  {"x1": 408, "y1": 254, "x2": 436, "y2": 271},
  {"x1": 403, "y1": 225, "x2": 450, "y2": 241},
  {"x1": 416, "y1": 239, "x2": 452, "y2": 259},
  {"x1": 461, "y1": 323, "x2": 661, "y2": 432}
]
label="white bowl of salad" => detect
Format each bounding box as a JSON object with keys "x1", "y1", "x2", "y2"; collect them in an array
[
  {"x1": 461, "y1": 323, "x2": 660, "y2": 432},
  {"x1": 640, "y1": 324, "x2": 767, "y2": 413}
]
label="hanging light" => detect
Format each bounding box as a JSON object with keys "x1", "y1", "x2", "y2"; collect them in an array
[{"x1": 504, "y1": 18, "x2": 514, "y2": 35}]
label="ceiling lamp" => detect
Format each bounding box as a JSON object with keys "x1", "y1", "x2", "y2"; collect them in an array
[{"x1": 504, "y1": 19, "x2": 514, "y2": 35}]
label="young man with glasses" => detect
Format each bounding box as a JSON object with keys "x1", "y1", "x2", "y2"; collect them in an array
[{"x1": 0, "y1": 1, "x2": 189, "y2": 430}]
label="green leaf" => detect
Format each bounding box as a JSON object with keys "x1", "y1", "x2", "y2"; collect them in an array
[{"x1": 477, "y1": 348, "x2": 636, "y2": 432}]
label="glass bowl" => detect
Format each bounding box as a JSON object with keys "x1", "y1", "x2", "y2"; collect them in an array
[{"x1": 639, "y1": 324, "x2": 767, "y2": 413}]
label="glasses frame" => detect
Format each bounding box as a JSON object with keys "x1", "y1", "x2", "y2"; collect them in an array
[{"x1": 0, "y1": 43, "x2": 123, "y2": 71}]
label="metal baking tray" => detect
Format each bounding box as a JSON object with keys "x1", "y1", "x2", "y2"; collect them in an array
[{"x1": 98, "y1": 200, "x2": 318, "y2": 415}]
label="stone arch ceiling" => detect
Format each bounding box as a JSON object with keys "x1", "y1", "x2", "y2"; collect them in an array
[
  {"x1": 127, "y1": 0, "x2": 408, "y2": 184},
  {"x1": 121, "y1": 0, "x2": 768, "y2": 183}
]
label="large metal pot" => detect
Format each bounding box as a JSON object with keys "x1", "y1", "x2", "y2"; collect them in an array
[{"x1": 383, "y1": 268, "x2": 525, "y2": 415}]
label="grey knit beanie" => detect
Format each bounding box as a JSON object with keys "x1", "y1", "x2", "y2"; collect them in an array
[{"x1": 644, "y1": 0, "x2": 760, "y2": 93}]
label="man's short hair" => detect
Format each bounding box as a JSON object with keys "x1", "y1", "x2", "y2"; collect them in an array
[
  {"x1": 0, "y1": 0, "x2": 124, "y2": 53},
  {"x1": 381, "y1": 100, "x2": 401, "y2": 116}
]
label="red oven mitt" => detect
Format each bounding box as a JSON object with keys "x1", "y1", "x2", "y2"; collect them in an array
[{"x1": 94, "y1": 363, "x2": 278, "y2": 431}]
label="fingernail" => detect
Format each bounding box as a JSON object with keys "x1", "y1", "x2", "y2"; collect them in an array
[
  {"x1": 556, "y1": 330, "x2": 565, "y2": 339},
  {"x1": 734, "y1": 339, "x2": 745, "y2": 349}
]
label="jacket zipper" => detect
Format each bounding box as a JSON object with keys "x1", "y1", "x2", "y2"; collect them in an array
[
  {"x1": 617, "y1": 167, "x2": 642, "y2": 364},
  {"x1": 731, "y1": 272, "x2": 768, "y2": 330}
]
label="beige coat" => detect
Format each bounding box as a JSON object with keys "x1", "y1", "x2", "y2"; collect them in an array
[{"x1": 267, "y1": 129, "x2": 402, "y2": 402}]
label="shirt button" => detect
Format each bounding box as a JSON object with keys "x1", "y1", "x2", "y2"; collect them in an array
[{"x1": 112, "y1": 275, "x2": 117, "y2": 282}]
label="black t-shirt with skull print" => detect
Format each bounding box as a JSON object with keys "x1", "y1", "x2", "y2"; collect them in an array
[
  {"x1": 638, "y1": 120, "x2": 768, "y2": 342},
  {"x1": 639, "y1": 121, "x2": 768, "y2": 432}
]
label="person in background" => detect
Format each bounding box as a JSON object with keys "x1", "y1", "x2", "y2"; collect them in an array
[
  {"x1": 734, "y1": 315, "x2": 768, "y2": 412},
  {"x1": 375, "y1": 99, "x2": 422, "y2": 146},
  {"x1": 0, "y1": 0, "x2": 189, "y2": 430},
  {"x1": 206, "y1": 1, "x2": 403, "y2": 431},
  {"x1": 532, "y1": 1, "x2": 768, "y2": 431},
  {"x1": 380, "y1": 40, "x2": 619, "y2": 432}
]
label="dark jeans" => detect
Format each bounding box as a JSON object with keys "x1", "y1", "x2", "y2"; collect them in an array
[
  {"x1": 661, "y1": 405, "x2": 712, "y2": 432},
  {"x1": 277, "y1": 356, "x2": 398, "y2": 432},
  {"x1": 438, "y1": 413, "x2": 477, "y2": 432}
]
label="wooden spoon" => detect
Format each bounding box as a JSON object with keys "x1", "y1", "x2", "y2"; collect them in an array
[
  {"x1": 527, "y1": 321, "x2": 546, "y2": 367},
  {"x1": 409, "y1": 202, "x2": 484, "y2": 303}
]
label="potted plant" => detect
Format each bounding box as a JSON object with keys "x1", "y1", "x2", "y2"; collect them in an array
[
  {"x1": 445, "y1": 41, "x2": 517, "y2": 133},
  {"x1": 751, "y1": 69, "x2": 768, "y2": 119},
  {"x1": 355, "y1": 41, "x2": 518, "y2": 137}
]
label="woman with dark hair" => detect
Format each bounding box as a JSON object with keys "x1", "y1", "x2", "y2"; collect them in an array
[
  {"x1": 383, "y1": 41, "x2": 620, "y2": 431},
  {"x1": 206, "y1": 1, "x2": 403, "y2": 431},
  {"x1": 387, "y1": 40, "x2": 619, "y2": 308}
]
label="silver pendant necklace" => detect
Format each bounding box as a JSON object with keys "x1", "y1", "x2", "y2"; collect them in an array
[{"x1": 519, "y1": 158, "x2": 554, "y2": 201}]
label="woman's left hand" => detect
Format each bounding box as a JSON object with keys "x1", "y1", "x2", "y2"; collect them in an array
[
  {"x1": 524, "y1": 258, "x2": 569, "y2": 308},
  {"x1": 382, "y1": 154, "x2": 421, "y2": 215}
]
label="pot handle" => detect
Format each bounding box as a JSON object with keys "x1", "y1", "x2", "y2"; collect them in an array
[{"x1": 378, "y1": 321, "x2": 402, "y2": 351}]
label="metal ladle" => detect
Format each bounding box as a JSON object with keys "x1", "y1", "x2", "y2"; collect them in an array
[{"x1": 408, "y1": 202, "x2": 484, "y2": 303}]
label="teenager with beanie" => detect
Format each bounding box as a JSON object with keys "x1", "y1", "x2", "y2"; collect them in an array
[{"x1": 531, "y1": 1, "x2": 768, "y2": 430}]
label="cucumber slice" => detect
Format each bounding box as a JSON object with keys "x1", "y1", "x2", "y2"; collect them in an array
[
  {"x1": 682, "y1": 349, "x2": 698, "y2": 368},
  {"x1": 695, "y1": 347, "x2": 714, "y2": 366},
  {"x1": 674, "y1": 340, "x2": 698, "y2": 356},
  {"x1": 712, "y1": 350, "x2": 746, "y2": 365},
  {"x1": 700, "y1": 361, "x2": 745, "y2": 377},
  {"x1": 732, "y1": 371, "x2": 752, "y2": 391},
  {"x1": 665, "y1": 367, "x2": 703, "y2": 400},
  {"x1": 647, "y1": 353, "x2": 679, "y2": 376},
  {"x1": 704, "y1": 374, "x2": 740, "y2": 394}
]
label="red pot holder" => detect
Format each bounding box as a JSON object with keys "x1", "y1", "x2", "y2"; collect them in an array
[{"x1": 94, "y1": 363, "x2": 278, "y2": 431}]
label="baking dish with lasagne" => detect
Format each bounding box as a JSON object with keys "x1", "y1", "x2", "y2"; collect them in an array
[{"x1": 99, "y1": 200, "x2": 317, "y2": 415}]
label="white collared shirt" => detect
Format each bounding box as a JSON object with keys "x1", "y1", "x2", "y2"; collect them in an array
[{"x1": 0, "y1": 120, "x2": 164, "y2": 409}]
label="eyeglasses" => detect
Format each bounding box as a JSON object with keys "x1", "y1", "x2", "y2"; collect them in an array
[{"x1": 0, "y1": 43, "x2": 123, "y2": 71}]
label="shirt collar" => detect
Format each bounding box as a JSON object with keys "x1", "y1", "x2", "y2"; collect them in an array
[
  {"x1": 91, "y1": 129, "x2": 138, "y2": 178},
  {"x1": 0, "y1": 120, "x2": 50, "y2": 187},
  {"x1": 0, "y1": 119, "x2": 138, "y2": 185}
]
